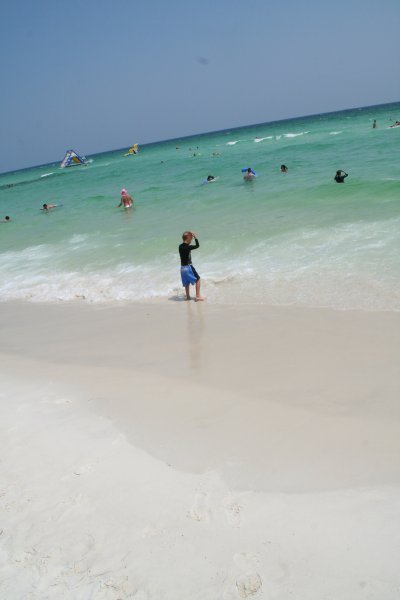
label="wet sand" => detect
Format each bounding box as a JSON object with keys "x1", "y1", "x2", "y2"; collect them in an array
[{"x1": 1, "y1": 301, "x2": 399, "y2": 598}]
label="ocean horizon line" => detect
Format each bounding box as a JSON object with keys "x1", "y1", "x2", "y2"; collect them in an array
[{"x1": 1, "y1": 99, "x2": 398, "y2": 177}]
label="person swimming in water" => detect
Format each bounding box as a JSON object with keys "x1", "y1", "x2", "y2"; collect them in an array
[
  {"x1": 206, "y1": 175, "x2": 216, "y2": 182},
  {"x1": 117, "y1": 189, "x2": 134, "y2": 208},
  {"x1": 41, "y1": 203, "x2": 58, "y2": 211},
  {"x1": 334, "y1": 170, "x2": 348, "y2": 183},
  {"x1": 0, "y1": 216, "x2": 11, "y2": 222},
  {"x1": 179, "y1": 231, "x2": 204, "y2": 301},
  {"x1": 243, "y1": 167, "x2": 255, "y2": 181},
  {"x1": 372, "y1": 120, "x2": 377, "y2": 128},
  {"x1": 280, "y1": 164, "x2": 288, "y2": 173}
]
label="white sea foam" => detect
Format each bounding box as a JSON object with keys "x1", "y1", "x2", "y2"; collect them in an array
[
  {"x1": 0, "y1": 262, "x2": 177, "y2": 304},
  {"x1": 254, "y1": 136, "x2": 273, "y2": 143},
  {"x1": 68, "y1": 234, "x2": 90, "y2": 247},
  {"x1": 226, "y1": 141, "x2": 239, "y2": 146},
  {"x1": 329, "y1": 131, "x2": 343, "y2": 135},
  {"x1": 0, "y1": 244, "x2": 53, "y2": 263},
  {"x1": 1, "y1": 219, "x2": 399, "y2": 311},
  {"x1": 40, "y1": 172, "x2": 55, "y2": 178},
  {"x1": 283, "y1": 131, "x2": 309, "y2": 138},
  {"x1": 201, "y1": 219, "x2": 400, "y2": 310}
]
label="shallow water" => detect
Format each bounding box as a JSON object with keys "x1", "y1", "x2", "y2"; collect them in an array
[{"x1": 1, "y1": 102, "x2": 399, "y2": 309}]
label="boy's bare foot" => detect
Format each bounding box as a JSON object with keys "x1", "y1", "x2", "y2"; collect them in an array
[{"x1": 195, "y1": 297, "x2": 206, "y2": 302}]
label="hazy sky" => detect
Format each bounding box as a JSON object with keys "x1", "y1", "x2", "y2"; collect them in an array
[{"x1": 1, "y1": 0, "x2": 399, "y2": 173}]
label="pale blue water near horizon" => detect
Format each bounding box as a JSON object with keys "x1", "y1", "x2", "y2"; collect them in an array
[{"x1": 1, "y1": 102, "x2": 399, "y2": 310}]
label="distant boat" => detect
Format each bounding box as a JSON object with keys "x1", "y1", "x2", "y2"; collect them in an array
[
  {"x1": 60, "y1": 149, "x2": 87, "y2": 168},
  {"x1": 124, "y1": 143, "x2": 139, "y2": 156}
]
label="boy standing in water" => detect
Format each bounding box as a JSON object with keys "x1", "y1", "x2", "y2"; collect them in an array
[{"x1": 179, "y1": 231, "x2": 205, "y2": 301}]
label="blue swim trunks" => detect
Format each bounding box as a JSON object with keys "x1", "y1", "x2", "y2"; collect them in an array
[{"x1": 180, "y1": 265, "x2": 200, "y2": 287}]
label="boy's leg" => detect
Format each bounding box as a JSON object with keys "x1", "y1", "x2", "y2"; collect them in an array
[
  {"x1": 195, "y1": 279, "x2": 205, "y2": 301},
  {"x1": 185, "y1": 284, "x2": 191, "y2": 300}
]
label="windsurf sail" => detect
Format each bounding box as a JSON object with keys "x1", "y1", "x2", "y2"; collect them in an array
[{"x1": 60, "y1": 149, "x2": 87, "y2": 168}]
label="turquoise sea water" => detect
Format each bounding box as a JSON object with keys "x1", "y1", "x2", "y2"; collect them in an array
[{"x1": 1, "y1": 102, "x2": 399, "y2": 310}]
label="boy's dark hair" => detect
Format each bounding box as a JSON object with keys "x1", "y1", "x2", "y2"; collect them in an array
[{"x1": 182, "y1": 231, "x2": 191, "y2": 241}]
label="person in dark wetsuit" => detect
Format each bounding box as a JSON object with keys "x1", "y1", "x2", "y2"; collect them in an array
[
  {"x1": 179, "y1": 231, "x2": 205, "y2": 301},
  {"x1": 334, "y1": 170, "x2": 348, "y2": 183}
]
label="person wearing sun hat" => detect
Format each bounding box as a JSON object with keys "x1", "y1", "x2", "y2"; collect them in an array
[{"x1": 117, "y1": 188, "x2": 134, "y2": 208}]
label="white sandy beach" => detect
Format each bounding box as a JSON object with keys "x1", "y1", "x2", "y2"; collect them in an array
[{"x1": 1, "y1": 301, "x2": 399, "y2": 599}]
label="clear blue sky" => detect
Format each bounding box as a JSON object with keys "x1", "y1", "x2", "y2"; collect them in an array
[{"x1": 1, "y1": 0, "x2": 399, "y2": 173}]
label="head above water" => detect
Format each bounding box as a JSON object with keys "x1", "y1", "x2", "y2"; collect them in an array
[
  {"x1": 121, "y1": 188, "x2": 128, "y2": 196},
  {"x1": 247, "y1": 168, "x2": 252, "y2": 173},
  {"x1": 43, "y1": 203, "x2": 48, "y2": 209},
  {"x1": 5, "y1": 216, "x2": 10, "y2": 221}
]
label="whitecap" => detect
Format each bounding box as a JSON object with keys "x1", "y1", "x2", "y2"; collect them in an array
[
  {"x1": 283, "y1": 131, "x2": 309, "y2": 138},
  {"x1": 40, "y1": 172, "x2": 55, "y2": 178},
  {"x1": 68, "y1": 234, "x2": 88, "y2": 245},
  {"x1": 226, "y1": 141, "x2": 239, "y2": 146},
  {"x1": 329, "y1": 131, "x2": 342, "y2": 135}
]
